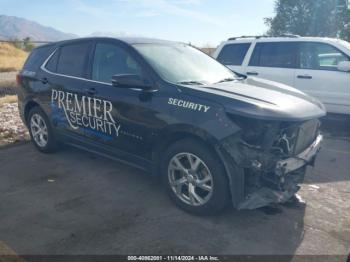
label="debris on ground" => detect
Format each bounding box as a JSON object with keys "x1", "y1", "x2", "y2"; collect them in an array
[
  {"x1": 0, "y1": 101, "x2": 29, "y2": 147},
  {"x1": 308, "y1": 185, "x2": 320, "y2": 191}
]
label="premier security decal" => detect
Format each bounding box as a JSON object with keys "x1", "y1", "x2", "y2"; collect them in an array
[{"x1": 51, "y1": 89, "x2": 121, "y2": 137}]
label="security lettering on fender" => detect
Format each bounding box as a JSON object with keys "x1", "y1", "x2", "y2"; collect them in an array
[
  {"x1": 51, "y1": 89, "x2": 121, "y2": 137},
  {"x1": 168, "y1": 98, "x2": 210, "y2": 113}
]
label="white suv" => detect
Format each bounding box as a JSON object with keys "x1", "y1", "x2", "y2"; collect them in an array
[{"x1": 213, "y1": 36, "x2": 350, "y2": 115}]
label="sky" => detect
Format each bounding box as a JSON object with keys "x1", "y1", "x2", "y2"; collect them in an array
[{"x1": 1, "y1": 0, "x2": 276, "y2": 46}]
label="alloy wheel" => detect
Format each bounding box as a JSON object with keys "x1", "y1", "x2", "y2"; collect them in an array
[
  {"x1": 168, "y1": 153, "x2": 213, "y2": 206},
  {"x1": 30, "y1": 113, "x2": 48, "y2": 148}
]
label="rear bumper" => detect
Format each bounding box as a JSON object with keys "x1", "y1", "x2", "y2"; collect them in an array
[{"x1": 275, "y1": 134, "x2": 323, "y2": 176}]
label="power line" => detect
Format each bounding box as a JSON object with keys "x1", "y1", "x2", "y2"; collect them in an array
[{"x1": 0, "y1": 40, "x2": 52, "y2": 44}]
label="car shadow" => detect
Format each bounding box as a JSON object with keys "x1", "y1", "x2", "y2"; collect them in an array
[
  {"x1": 61, "y1": 148, "x2": 307, "y2": 257},
  {"x1": 321, "y1": 114, "x2": 350, "y2": 138}
]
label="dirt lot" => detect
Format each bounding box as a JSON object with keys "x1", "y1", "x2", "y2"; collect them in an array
[{"x1": 0, "y1": 132, "x2": 349, "y2": 259}]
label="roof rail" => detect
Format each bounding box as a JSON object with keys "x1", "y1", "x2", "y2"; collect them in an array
[
  {"x1": 228, "y1": 34, "x2": 300, "y2": 41},
  {"x1": 228, "y1": 35, "x2": 267, "y2": 40},
  {"x1": 279, "y1": 34, "x2": 300, "y2": 38}
]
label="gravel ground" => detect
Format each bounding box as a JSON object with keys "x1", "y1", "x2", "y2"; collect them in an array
[
  {"x1": 0, "y1": 102, "x2": 29, "y2": 147},
  {"x1": 0, "y1": 72, "x2": 18, "y2": 96},
  {"x1": 0, "y1": 71, "x2": 18, "y2": 82},
  {"x1": 0, "y1": 71, "x2": 29, "y2": 147}
]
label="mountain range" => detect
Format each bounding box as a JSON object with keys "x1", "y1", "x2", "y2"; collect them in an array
[{"x1": 0, "y1": 15, "x2": 77, "y2": 42}]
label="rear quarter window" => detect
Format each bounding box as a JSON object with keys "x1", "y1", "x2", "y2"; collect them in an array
[
  {"x1": 23, "y1": 45, "x2": 55, "y2": 71},
  {"x1": 45, "y1": 50, "x2": 59, "y2": 73},
  {"x1": 217, "y1": 43, "x2": 251, "y2": 65}
]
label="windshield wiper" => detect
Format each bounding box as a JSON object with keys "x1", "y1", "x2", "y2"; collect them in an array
[
  {"x1": 215, "y1": 78, "x2": 237, "y2": 84},
  {"x1": 178, "y1": 81, "x2": 205, "y2": 85}
]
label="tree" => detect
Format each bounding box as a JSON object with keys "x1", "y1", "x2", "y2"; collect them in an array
[
  {"x1": 265, "y1": 0, "x2": 350, "y2": 41},
  {"x1": 10, "y1": 38, "x2": 23, "y2": 49},
  {"x1": 23, "y1": 37, "x2": 35, "y2": 52},
  {"x1": 338, "y1": 1, "x2": 350, "y2": 40}
]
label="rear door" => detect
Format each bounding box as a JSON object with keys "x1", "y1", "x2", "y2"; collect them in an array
[
  {"x1": 295, "y1": 42, "x2": 350, "y2": 114},
  {"x1": 43, "y1": 40, "x2": 93, "y2": 138},
  {"x1": 216, "y1": 43, "x2": 251, "y2": 74},
  {"x1": 246, "y1": 42, "x2": 297, "y2": 86}
]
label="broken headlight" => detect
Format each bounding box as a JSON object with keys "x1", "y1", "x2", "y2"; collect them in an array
[
  {"x1": 271, "y1": 122, "x2": 300, "y2": 155},
  {"x1": 228, "y1": 115, "x2": 306, "y2": 156},
  {"x1": 228, "y1": 115, "x2": 280, "y2": 148},
  {"x1": 271, "y1": 120, "x2": 320, "y2": 156}
]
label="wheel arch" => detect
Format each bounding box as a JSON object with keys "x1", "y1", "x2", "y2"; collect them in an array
[
  {"x1": 151, "y1": 125, "x2": 245, "y2": 208},
  {"x1": 24, "y1": 100, "x2": 41, "y2": 125},
  {"x1": 152, "y1": 126, "x2": 226, "y2": 177}
]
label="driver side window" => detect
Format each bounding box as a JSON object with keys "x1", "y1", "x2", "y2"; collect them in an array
[
  {"x1": 299, "y1": 42, "x2": 349, "y2": 71},
  {"x1": 92, "y1": 43, "x2": 142, "y2": 83}
]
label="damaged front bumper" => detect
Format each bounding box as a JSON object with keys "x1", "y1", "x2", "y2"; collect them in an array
[
  {"x1": 221, "y1": 133, "x2": 323, "y2": 210},
  {"x1": 239, "y1": 134, "x2": 322, "y2": 210},
  {"x1": 275, "y1": 134, "x2": 323, "y2": 177}
]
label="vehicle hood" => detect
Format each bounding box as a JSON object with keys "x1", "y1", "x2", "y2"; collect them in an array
[{"x1": 182, "y1": 77, "x2": 326, "y2": 121}]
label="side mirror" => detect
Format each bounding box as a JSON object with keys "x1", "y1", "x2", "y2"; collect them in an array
[
  {"x1": 337, "y1": 61, "x2": 350, "y2": 72},
  {"x1": 112, "y1": 74, "x2": 152, "y2": 89}
]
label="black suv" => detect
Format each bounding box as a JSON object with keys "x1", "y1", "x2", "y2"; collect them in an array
[{"x1": 18, "y1": 37, "x2": 325, "y2": 215}]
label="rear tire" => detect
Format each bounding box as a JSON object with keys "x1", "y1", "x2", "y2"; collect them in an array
[
  {"x1": 28, "y1": 106, "x2": 59, "y2": 153},
  {"x1": 161, "y1": 138, "x2": 230, "y2": 216}
]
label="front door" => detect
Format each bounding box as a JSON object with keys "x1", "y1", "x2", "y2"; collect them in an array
[
  {"x1": 295, "y1": 42, "x2": 350, "y2": 114},
  {"x1": 83, "y1": 41, "x2": 157, "y2": 160}
]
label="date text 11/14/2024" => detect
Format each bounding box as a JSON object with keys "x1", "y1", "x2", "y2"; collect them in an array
[{"x1": 127, "y1": 255, "x2": 220, "y2": 261}]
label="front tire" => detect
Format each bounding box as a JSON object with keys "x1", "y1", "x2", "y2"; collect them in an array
[
  {"x1": 28, "y1": 106, "x2": 58, "y2": 153},
  {"x1": 161, "y1": 139, "x2": 230, "y2": 215}
]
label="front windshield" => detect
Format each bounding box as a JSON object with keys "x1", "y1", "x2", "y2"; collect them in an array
[{"x1": 133, "y1": 43, "x2": 236, "y2": 85}]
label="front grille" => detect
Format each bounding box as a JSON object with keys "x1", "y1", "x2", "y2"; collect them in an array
[{"x1": 293, "y1": 119, "x2": 319, "y2": 155}]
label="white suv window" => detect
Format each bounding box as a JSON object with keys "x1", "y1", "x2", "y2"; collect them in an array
[
  {"x1": 298, "y1": 42, "x2": 349, "y2": 71},
  {"x1": 249, "y1": 42, "x2": 298, "y2": 68},
  {"x1": 217, "y1": 43, "x2": 251, "y2": 65}
]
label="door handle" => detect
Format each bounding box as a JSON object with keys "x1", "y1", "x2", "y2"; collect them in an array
[
  {"x1": 41, "y1": 77, "x2": 49, "y2": 84},
  {"x1": 297, "y1": 75, "x2": 312, "y2": 79},
  {"x1": 85, "y1": 88, "x2": 97, "y2": 95},
  {"x1": 246, "y1": 72, "x2": 259, "y2": 76}
]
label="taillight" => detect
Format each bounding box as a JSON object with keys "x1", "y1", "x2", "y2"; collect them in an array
[{"x1": 16, "y1": 74, "x2": 21, "y2": 85}]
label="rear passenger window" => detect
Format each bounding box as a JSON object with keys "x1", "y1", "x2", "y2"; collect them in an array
[
  {"x1": 217, "y1": 43, "x2": 251, "y2": 65},
  {"x1": 56, "y1": 42, "x2": 91, "y2": 77},
  {"x1": 249, "y1": 42, "x2": 297, "y2": 68},
  {"x1": 92, "y1": 43, "x2": 142, "y2": 83}
]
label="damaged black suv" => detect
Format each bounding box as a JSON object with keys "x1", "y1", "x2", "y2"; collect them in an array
[{"x1": 17, "y1": 37, "x2": 326, "y2": 215}]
